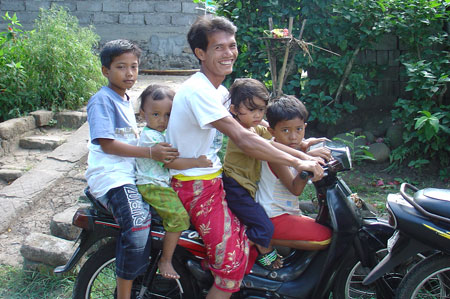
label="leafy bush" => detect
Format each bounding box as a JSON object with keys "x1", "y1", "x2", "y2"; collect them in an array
[
  {"x1": 386, "y1": 0, "x2": 449, "y2": 175},
  {"x1": 0, "y1": 13, "x2": 35, "y2": 120},
  {"x1": 0, "y1": 5, "x2": 105, "y2": 121}
]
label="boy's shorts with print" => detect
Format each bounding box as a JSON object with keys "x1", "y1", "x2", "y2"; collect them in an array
[
  {"x1": 138, "y1": 184, "x2": 190, "y2": 232},
  {"x1": 104, "y1": 184, "x2": 152, "y2": 280}
]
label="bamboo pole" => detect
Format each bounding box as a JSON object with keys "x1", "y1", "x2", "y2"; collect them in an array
[{"x1": 266, "y1": 17, "x2": 277, "y2": 95}]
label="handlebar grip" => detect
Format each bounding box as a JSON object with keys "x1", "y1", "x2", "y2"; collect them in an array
[{"x1": 299, "y1": 170, "x2": 311, "y2": 180}]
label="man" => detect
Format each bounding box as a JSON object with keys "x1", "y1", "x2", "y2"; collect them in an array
[{"x1": 167, "y1": 15, "x2": 324, "y2": 299}]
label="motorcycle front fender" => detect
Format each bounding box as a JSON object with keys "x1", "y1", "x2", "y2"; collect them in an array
[{"x1": 362, "y1": 232, "x2": 431, "y2": 285}]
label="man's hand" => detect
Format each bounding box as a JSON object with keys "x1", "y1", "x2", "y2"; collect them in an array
[
  {"x1": 151, "y1": 142, "x2": 179, "y2": 163},
  {"x1": 294, "y1": 160, "x2": 324, "y2": 182}
]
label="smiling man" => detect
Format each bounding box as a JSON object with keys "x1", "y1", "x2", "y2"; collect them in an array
[{"x1": 166, "y1": 15, "x2": 324, "y2": 299}]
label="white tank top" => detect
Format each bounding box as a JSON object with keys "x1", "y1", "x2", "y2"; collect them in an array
[{"x1": 255, "y1": 161, "x2": 302, "y2": 218}]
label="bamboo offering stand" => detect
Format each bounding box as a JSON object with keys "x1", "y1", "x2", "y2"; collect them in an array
[{"x1": 263, "y1": 16, "x2": 339, "y2": 98}]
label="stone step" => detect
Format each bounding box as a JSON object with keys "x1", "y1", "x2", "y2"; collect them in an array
[
  {"x1": 50, "y1": 205, "x2": 88, "y2": 241},
  {"x1": 19, "y1": 135, "x2": 66, "y2": 151},
  {"x1": 20, "y1": 232, "x2": 75, "y2": 269}
]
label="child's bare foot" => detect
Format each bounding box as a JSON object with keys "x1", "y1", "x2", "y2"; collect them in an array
[{"x1": 158, "y1": 260, "x2": 180, "y2": 279}]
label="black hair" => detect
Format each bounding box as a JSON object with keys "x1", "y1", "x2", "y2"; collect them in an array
[
  {"x1": 187, "y1": 15, "x2": 237, "y2": 63},
  {"x1": 266, "y1": 95, "x2": 309, "y2": 128},
  {"x1": 228, "y1": 78, "x2": 269, "y2": 118},
  {"x1": 100, "y1": 39, "x2": 142, "y2": 68},
  {"x1": 139, "y1": 84, "x2": 175, "y2": 111}
]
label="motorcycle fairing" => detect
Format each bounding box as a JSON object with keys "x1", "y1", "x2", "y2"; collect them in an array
[{"x1": 389, "y1": 195, "x2": 450, "y2": 251}]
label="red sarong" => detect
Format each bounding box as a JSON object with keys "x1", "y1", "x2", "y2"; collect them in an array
[{"x1": 172, "y1": 177, "x2": 256, "y2": 293}]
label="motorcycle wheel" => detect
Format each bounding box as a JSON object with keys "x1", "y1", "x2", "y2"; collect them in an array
[
  {"x1": 332, "y1": 249, "x2": 423, "y2": 299},
  {"x1": 72, "y1": 241, "x2": 196, "y2": 299},
  {"x1": 395, "y1": 253, "x2": 450, "y2": 299}
]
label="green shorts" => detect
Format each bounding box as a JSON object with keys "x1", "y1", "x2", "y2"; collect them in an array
[{"x1": 137, "y1": 184, "x2": 190, "y2": 232}]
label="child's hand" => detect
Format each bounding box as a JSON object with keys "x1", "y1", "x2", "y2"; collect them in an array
[
  {"x1": 300, "y1": 137, "x2": 329, "y2": 152},
  {"x1": 307, "y1": 147, "x2": 332, "y2": 162},
  {"x1": 196, "y1": 155, "x2": 213, "y2": 168},
  {"x1": 151, "y1": 142, "x2": 179, "y2": 164}
]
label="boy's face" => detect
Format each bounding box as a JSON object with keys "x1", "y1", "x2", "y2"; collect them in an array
[
  {"x1": 195, "y1": 31, "x2": 238, "y2": 87},
  {"x1": 269, "y1": 117, "x2": 307, "y2": 149},
  {"x1": 140, "y1": 97, "x2": 172, "y2": 132},
  {"x1": 230, "y1": 97, "x2": 266, "y2": 129},
  {"x1": 102, "y1": 52, "x2": 139, "y2": 97}
]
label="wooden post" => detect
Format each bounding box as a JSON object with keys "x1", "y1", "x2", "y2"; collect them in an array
[
  {"x1": 276, "y1": 16, "x2": 293, "y2": 96},
  {"x1": 266, "y1": 17, "x2": 277, "y2": 95}
]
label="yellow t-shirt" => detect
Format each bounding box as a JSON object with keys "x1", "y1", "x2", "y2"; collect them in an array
[{"x1": 223, "y1": 125, "x2": 272, "y2": 198}]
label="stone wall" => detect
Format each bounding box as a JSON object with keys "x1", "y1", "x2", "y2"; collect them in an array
[{"x1": 0, "y1": 0, "x2": 202, "y2": 70}]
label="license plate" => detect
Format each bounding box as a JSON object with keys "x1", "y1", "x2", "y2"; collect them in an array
[{"x1": 387, "y1": 230, "x2": 399, "y2": 253}]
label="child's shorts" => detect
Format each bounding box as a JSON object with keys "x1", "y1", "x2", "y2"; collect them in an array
[
  {"x1": 138, "y1": 184, "x2": 190, "y2": 232},
  {"x1": 271, "y1": 213, "x2": 332, "y2": 245},
  {"x1": 223, "y1": 174, "x2": 274, "y2": 248},
  {"x1": 104, "y1": 184, "x2": 152, "y2": 280}
]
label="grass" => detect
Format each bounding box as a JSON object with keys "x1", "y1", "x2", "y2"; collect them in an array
[{"x1": 0, "y1": 265, "x2": 75, "y2": 298}]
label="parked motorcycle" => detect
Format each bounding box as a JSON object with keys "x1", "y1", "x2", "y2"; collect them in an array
[
  {"x1": 363, "y1": 182, "x2": 450, "y2": 298},
  {"x1": 55, "y1": 141, "x2": 397, "y2": 298}
]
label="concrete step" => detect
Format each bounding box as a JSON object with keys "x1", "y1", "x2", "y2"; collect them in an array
[
  {"x1": 50, "y1": 204, "x2": 89, "y2": 241},
  {"x1": 19, "y1": 135, "x2": 66, "y2": 150},
  {"x1": 20, "y1": 232, "x2": 75, "y2": 269}
]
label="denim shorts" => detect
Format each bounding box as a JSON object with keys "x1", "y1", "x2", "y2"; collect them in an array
[{"x1": 105, "y1": 184, "x2": 152, "y2": 280}]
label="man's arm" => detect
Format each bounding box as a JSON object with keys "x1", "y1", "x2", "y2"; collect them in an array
[
  {"x1": 164, "y1": 155, "x2": 213, "y2": 170},
  {"x1": 211, "y1": 116, "x2": 324, "y2": 181},
  {"x1": 271, "y1": 141, "x2": 326, "y2": 165},
  {"x1": 98, "y1": 139, "x2": 179, "y2": 163}
]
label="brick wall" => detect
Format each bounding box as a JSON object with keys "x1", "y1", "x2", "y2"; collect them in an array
[{"x1": 0, "y1": 0, "x2": 202, "y2": 70}]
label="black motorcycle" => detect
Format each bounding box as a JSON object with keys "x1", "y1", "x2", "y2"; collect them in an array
[
  {"x1": 55, "y1": 141, "x2": 396, "y2": 298},
  {"x1": 363, "y1": 182, "x2": 450, "y2": 298}
]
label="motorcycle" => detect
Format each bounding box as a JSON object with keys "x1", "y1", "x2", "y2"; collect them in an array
[
  {"x1": 363, "y1": 182, "x2": 450, "y2": 298},
  {"x1": 55, "y1": 141, "x2": 396, "y2": 298}
]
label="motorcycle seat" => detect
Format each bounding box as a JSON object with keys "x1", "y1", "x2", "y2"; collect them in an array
[{"x1": 415, "y1": 188, "x2": 450, "y2": 219}]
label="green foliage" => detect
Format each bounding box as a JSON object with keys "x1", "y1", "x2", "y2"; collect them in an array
[
  {"x1": 26, "y1": 5, "x2": 106, "y2": 113},
  {"x1": 332, "y1": 131, "x2": 376, "y2": 163},
  {"x1": 0, "y1": 12, "x2": 35, "y2": 120},
  {"x1": 385, "y1": 0, "x2": 449, "y2": 172},
  {"x1": 0, "y1": 5, "x2": 105, "y2": 122},
  {"x1": 214, "y1": 0, "x2": 449, "y2": 171}
]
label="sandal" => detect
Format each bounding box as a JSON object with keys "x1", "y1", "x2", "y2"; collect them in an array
[{"x1": 256, "y1": 248, "x2": 283, "y2": 270}]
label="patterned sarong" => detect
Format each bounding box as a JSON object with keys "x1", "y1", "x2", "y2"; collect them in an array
[{"x1": 172, "y1": 177, "x2": 255, "y2": 293}]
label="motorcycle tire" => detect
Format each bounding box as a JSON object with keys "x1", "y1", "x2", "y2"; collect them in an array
[
  {"x1": 72, "y1": 240, "x2": 196, "y2": 299},
  {"x1": 395, "y1": 252, "x2": 450, "y2": 299}
]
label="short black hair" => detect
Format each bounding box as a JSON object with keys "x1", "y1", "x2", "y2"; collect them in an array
[
  {"x1": 187, "y1": 15, "x2": 237, "y2": 63},
  {"x1": 100, "y1": 39, "x2": 142, "y2": 68},
  {"x1": 139, "y1": 84, "x2": 175, "y2": 111},
  {"x1": 266, "y1": 95, "x2": 309, "y2": 128},
  {"x1": 228, "y1": 78, "x2": 269, "y2": 117}
]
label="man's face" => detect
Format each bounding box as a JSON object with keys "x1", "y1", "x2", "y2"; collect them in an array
[{"x1": 195, "y1": 31, "x2": 238, "y2": 87}]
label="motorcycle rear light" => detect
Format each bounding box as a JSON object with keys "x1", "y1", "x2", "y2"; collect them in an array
[{"x1": 72, "y1": 209, "x2": 90, "y2": 229}]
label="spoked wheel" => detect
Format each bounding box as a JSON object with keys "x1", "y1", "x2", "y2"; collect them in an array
[
  {"x1": 72, "y1": 241, "x2": 196, "y2": 298},
  {"x1": 333, "y1": 249, "x2": 425, "y2": 299},
  {"x1": 396, "y1": 253, "x2": 450, "y2": 299}
]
